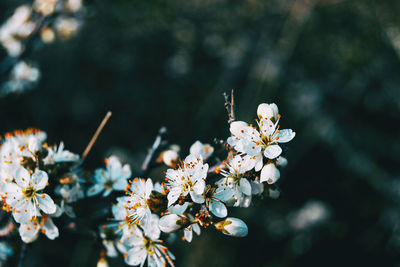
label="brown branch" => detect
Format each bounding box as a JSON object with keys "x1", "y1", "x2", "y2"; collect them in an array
[
  {"x1": 82, "y1": 111, "x2": 112, "y2": 161},
  {"x1": 223, "y1": 89, "x2": 235, "y2": 123}
]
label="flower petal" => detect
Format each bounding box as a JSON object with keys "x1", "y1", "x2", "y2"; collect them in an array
[
  {"x1": 184, "y1": 227, "x2": 193, "y2": 242},
  {"x1": 31, "y1": 170, "x2": 48, "y2": 190},
  {"x1": 190, "y1": 191, "x2": 205, "y2": 204},
  {"x1": 159, "y1": 214, "x2": 183, "y2": 233},
  {"x1": 125, "y1": 246, "x2": 147, "y2": 266},
  {"x1": 209, "y1": 199, "x2": 228, "y2": 218},
  {"x1": 277, "y1": 129, "x2": 296, "y2": 143},
  {"x1": 167, "y1": 187, "x2": 181, "y2": 207},
  {"x1": 214, "y1": 186, "x2": 234, "y2": 202},
  {"x1": 87, "y1": 183, "x2": 104, "y2": 197},
  {"x1": 260, "y1": 163, "x2": 280, "y2": 184},
  {"x1": 37, "y1": 193, "x2": 57, "y2": 214},
  {"x1": 145, "y1": 178, "x2": 153, "y2": 198},
  {"x1": 15, "y1": 167, "x2": 30, "y2": 188},
  {"x1": 239, "y1": 178, "x2": 252, "y2": 196},
  {"x1": 19, "y1": 222, "x2": 39, "y2": 243},
  {"x1": 43, "y1": 217, "x2": 59, "y2": 240},
  {"x1": 230, "y1": 121, "x2": 248, "y2": 136},
  {"x1": 263, "y1": 145, "x2": 282, "y2": 159}
]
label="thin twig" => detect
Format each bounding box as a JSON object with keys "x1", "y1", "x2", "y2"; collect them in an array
[
  {"x1": 82, "y1": 111, "x2": 112, "y2": 161},
  {"x1": 141, "y1": 127, "x2": 167, "y2": 173},
  {"x1": 223, "y1": 89, "x2": 235, "y2": 123}
]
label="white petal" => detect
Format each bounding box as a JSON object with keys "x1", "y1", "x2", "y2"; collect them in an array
[
  {"x1": 15, "y1": 167, "x2": 30, "y2": 188},
  {"x1": 102, "y1": 188, "x2": 113, "y2": 197},
  {"x1": 257, "y1": 103, "x2": 278, "y2": 119},
  {"x1": 214, "y1": 186, "x2": 234, "y2": 202},
  {"x1": 112, "y1": 178, "x2": 128, "y2": 191},
  {"x1": 260, "y1": 118, "x2": 276, "y2": 137},
  {"x1": 43, "y1": 217, "x2": 59, "y2": 240},
  {"x1": 239, "y1": 179, "x2": 252, "y2": 196},
  {"x1": 189, "y1": 141, "x2": 203, "y2": 158},
  {"x1": 254, "y1": 155, "x2": 263, "y2": 172},
  {"x1": 159, "y1": 214, "x2": 182, "y2": 233},
  {"x1": 230, "y1": 121, "x2": 248, "y2": 136},
  {"x1": 121, "y1": 164, "x2": 132, "y2": 180},
  {"x1": 192, "y1": 223, "x2": 201, "y2": 236},
  {"x1": 37, "y1": 194, "x2": 57, "y2": 214},
  {"x1": 86, "y1": 184, "x2": 104, "y2": 197},
  {"x1": 209, "y1": 200, "x2": 227, "y2": 218},
  {"x1": 31, "y1": 170, "x2": 48, "y2": 190},
  {"x1": 19, "y1": 222, "x2": 39, "y2": 243},
  {"x1": 263, "y1": 145, "x2": 282, "y2": 159},
  {"x1": 107, "y1": 156, "x2": 123, "y2": 179},
  {"x1": 145, "y1": 179, "x2": 153, "y2": 198},
  {"x1": 167, "y1": 187, "x2": 181, "y2": 207},
  {"x1": 192, "y1": 179, "x2": 205, "y2": 195},
  {"x1": 184, "y1": 227, "x2": 193, "y2": 242},
  {"x1": 242, "y1": 139, "x2": 262, "y2": 157},
  {"x1": 260, "y1": 163, "x2": 280, "y2": 184},
  {"x1": 250, "y1": 180, "x2": 264, "y2": 195},
  {"x1": 125, "y1": 246, "x2": 147, "y2": 266},
  {"x1": 169, "y1": 202, "x2": 189, "y2": 215},
  {"x1": 190, "y1": 191, "x2": 205, "y2": 204},
  {"x1": 277, "y1": 129, "x2": 296, "y2": 143}
]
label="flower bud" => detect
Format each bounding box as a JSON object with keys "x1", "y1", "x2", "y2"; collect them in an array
[
  {"x1": 159, "y1": 150, "x2": 179, "y2": 168},
  {"x1": 260, "y1": 162, "x2": 280, "y2": 184},
  {"x1": 97, "y1": 257, "x2": 109, "y2": 267},
  {"x1": 214, "y1": 217, "x2": 248, "y2": 237},
  {"x1": 159, "y1": 214, "x2": 189, "y2": 233},
  {"x1": 275, "y1": 156, "x2": 288, "y2": 168}
]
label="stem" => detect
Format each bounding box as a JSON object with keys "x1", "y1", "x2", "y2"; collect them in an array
[
  {"x1": 141, "y1": 127, "x2": 167, "y2": 173},
  {"x1": 82, "y1": 111, "x2": 112, "y2": 161}
]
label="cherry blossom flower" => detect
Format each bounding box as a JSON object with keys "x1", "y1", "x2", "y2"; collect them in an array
[
  {"x1": 87, "y1": 155, "x2": 131, "y2": 197},
  {"x1": 227, "y1": 103, "x2": 295, "y2": 183},
  {"x1": 124, "y1": 178, "x2": 153, "y2": 224},
  {"x1": 122, "y1": 214, "x2": 174, "y2": 267},
  {"x1": 189, "y1": 141, "x2": 214, "y2": 160},
  {"x1": 165, "y1": 154, "x2": 208, "y2": 206},
  {"x1": 43, "y1": 142, "x2": 80, "y2": 165},
  {"x1": 3, "y1": 167, "x2": 56, "y2": 223},
  {"x1": 218, "y1": 155, "x2": 255, "y2": 207}
]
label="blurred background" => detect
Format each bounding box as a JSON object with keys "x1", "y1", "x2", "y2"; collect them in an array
[{"x1": 0, "y1": 0, "x2": 400, "y2": 266}]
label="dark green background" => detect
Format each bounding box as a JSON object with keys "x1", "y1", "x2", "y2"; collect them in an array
[{"x1": 0, "y1": 0, "x2": 400, "y2": 266}]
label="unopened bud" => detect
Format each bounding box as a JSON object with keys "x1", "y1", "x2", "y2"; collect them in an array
[
  {"x1": 260, "y1": 162, "x2": 280, "y2": 184},
  {"x1": 159, "y1": 214, "x2": 189, "y2": 233},
  {"x1": 214, "y1": 217, "x2": 248, "y2": 237}
]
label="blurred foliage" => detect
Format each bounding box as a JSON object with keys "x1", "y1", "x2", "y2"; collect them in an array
[{"x1": 0, "y1": 0, "x2": 400, "y2": 266}]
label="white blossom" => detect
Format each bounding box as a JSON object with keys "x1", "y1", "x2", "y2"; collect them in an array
[
  {"x1": 3, "y1": 167, "x2": 56, "y2": 223},
  {"x1": 87, "y1": 156, "x2": 131, "y2": 197},
  {"x1": 165, "y1": 154, "x2": 208, "y2": 206},
  {"x1": 189, "y1": 141, "x2": 214, "y2": 160}
]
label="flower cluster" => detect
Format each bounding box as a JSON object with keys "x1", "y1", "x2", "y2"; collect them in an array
[
  {"x1": 0, "y1": 0, "x2": 84, "y2": 96},
  {"x1": 96, "y1": 102, "x2": 295, "y2": 266},
  {"x1": 0, "y1": 100, "x2": 294, "y2": 266},
  {"x1": 0, "y1": 129, "x2": 82, "y2": 242}
]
